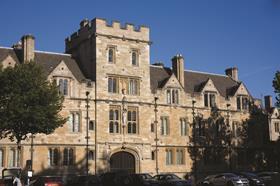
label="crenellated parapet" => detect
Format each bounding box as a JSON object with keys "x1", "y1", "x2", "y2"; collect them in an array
[{"x1": 65, "y1": 18, "x2": 150, "y2": 53}]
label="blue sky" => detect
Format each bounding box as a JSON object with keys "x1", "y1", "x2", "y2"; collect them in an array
[{"x1": 1, "y1": 0, "x2": 280, "y2": 103}]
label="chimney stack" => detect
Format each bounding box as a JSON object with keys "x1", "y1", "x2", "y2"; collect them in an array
[
  {"x1": 21, "y1": 34, "x2": 35, "y2": 63},
  {"x1": 225, "y1": 67, "x2": 238, "y2": 81},
  {"x1": 172, "y1": 54, "x2": 185, "y2": 87},
  {"x1": 264, "y1": 95, "x2": 273, "y2": 111}
]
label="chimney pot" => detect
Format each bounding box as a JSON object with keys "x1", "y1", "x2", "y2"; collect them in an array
[
  {"x1": 225, "y1": 67, "x2": 238, "y2": 81},
  {"x1": 21, "y1": 34, "x2": 35, "y2": 63},
  {"x1": 172, "y1": 54, "x2": 185, "y2": 87},
  {"x1": 264, "y1": 95, "x2": 273, "y2": 111}
]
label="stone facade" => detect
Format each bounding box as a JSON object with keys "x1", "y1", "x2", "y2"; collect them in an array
[{"x1": 0, "y1": 18, "x2": 253, "y2": 177}]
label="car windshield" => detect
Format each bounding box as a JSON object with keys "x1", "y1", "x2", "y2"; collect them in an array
[
  {"x1": 165, "y1": 174, "x2": 181, "y2": 180},
  {"x1": 140, "y1": 174, "x2": 152, "y2": 179}
]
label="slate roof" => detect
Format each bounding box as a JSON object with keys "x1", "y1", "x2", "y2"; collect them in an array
[
  {"x1": 0, "y1": 47, "x2": 85, "y2": 82},
  {"x1": 150, "y1": 65, "x2": 241, "y2": 97},
  {"x1": 0, "y1": 47, "x2": 20, "y2": 63},
  {"x1": 1, "y1": 47, "x2": 243, "y2": 97}
]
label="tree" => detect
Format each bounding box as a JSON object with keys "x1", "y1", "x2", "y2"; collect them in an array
[
  {"x1": 273, "y1": 71, "x2": 280, "y2": 107},
  {"x1": 0, "y1": 62, "x2": 67, "y2": 166},
  {"x1": 188, "y1": 107, "x2": 233, "y2": 178}
]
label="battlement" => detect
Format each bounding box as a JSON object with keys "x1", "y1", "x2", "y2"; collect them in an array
[
  {"x1": 93, "y1": 18, "x2": 149, "y2": 32},
  {"x1": 65, "y1": 18, "x2": 150, "y2": 52}
]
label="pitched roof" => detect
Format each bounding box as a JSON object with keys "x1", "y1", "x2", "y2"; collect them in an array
[
  {"x1": 150, "y1": 65, "x2": 240, "y2": 97},
  {"x1": 0, "y1": 47, "x2": 85, "y2": 82},
  {"x1": 0, "y1": 47, "x2": 20, "y2": 64},
  {"x1": 34, "y1": 51, "x2": 85, "y2": 82}
]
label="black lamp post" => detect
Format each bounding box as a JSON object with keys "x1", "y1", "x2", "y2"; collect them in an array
[
  {"x1": 30, "y1": 134, "x2": 34, "y2": 170},
  {"x1": 154, "y1": 97, "x2": 159, "y2": 174},
  {"x1": 85, "y1": 91, "x2": 90, "y2": 176},
  {"x1": 192, "y1": 100, "x2": 197, "y2": 183},
  {"x1": 121, "y1": 90, "x2": 127, "y2": 149},
  {"x1": 226, "y1": 103, "x2": 232, "y2": 171}
]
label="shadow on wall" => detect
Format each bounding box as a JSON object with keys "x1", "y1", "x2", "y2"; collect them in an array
[
  {"x1": 188, "y1": 105, "x2": 280, "y2": 181},
  {"x1": 22, "y1": 151, "x2": 110, "y2": 178},
  {"x1": 188, "y1": 107, "x2": 247, "y2": 180}
]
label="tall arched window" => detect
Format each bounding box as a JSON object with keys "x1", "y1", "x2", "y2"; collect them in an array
[
  {"x1": 49, "y1": 148, "x2": 59, "y2": 166},
  {"x1": 57, "y1": 78, "x2": 70, "y2": 96},
  {"x1": 108, "y1": 47, "x2": 115, "y2": 63},
  {"x1": 131, "y1": 50, "x2": 138, "y2": 66},
  {"x1": 166, "y1": 89, "x2": 179, "y2": 104},
  {"x1": 109, "y1": 106, "x2": 120, "y2": 133},
  {"x1": 63, "y1": 148, "x2": 74, "y2": 166},
  {"x1": 161, "y1": 117, "x2": 169, "y2": 135},
  {"x1": 8, "y1": 148, "x2": 16, "y2": 167},
  {"x1": 108, "y1": 77, "x2": 118, "y2": 93},
  {"x1": 68, "y1": 112, "x2": 80, "y2": 132},
  {"x1": 180, "y1": 118, "x2": 188, "y2": 136},
  {"x1": 127, "y1": 108, "x2": 137, "y2": 134}
]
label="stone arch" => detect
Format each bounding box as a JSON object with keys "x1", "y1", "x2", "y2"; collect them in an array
[{"x1": 109, "y1": 146, "x2": 140, "y2": 173}]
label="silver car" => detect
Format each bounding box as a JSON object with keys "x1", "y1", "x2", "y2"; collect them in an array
[{"x1": 208, "y1": 173, "x2": 249, "y2": 186}]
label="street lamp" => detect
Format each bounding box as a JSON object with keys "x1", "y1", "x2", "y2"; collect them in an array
[
  {"x1": 226, "y1": 103, "x2": 232, "y2": 171},
  {"x1": 30, "y1": 134, "x2": 35, "y2": 170},
  {"x1": 192, "y1": 100, "x2": 197, "y2": 183},
  {"x1": 121, "y1": 89, "x2": 127, "y2": 149},
  {"x1": 154, "y1": 97, "x2": 159, "y2": 174},
  {"x1": 85, "y1": 91, "x2": 90, "y2": 176}
]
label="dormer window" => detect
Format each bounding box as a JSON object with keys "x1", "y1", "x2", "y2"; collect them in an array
[
  {"x1": 131, "y1": 50, "x2": 139, "y2": 66},
  {"x1": 56, "y1": 78, "x2": 69, "y2": 96},
  {"x1": 166, "y1": 89, "x2": 179, "y2": 104},
  {"x1": 237, "y1": 95, "x2": 249, "y2": 111},
  {"x1": 108, "y1": 46, "x2": 116, "y2": 63},
  {"x1": 204, "y1": 92, "x2": 216, "y2": 107}
]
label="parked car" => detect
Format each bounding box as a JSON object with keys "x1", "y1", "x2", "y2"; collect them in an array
[
  {"x1": 66, "y1": 175, "x2": 101, "y2": 186},
  {"x1": 207, "y1": 173, "x2": 249, "y2": 186},
  {"x1": 257, "y1": 172, "x2": 279, "y2": 186},
  {"x1": 234, "y1": 172, "x2": 265, "y2": 186},
  {"x1": 127, "y1": 173, "x2": 159, "y2": 186},
  {"x1": 153, "y1": 174, "x2": 191, "y2": 186},
  {"x1": 196, "y1": 175, "x2": 215, "y2": 186},
  {"x1": 30, "y1": 176, "x2": 64, "y2": 186}
]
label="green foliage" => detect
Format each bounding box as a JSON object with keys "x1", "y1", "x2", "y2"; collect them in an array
[
  {"x1": 0, "y1": 62, "x2": 67, "y2": 144},
  {"x1": 273, "y1": 71, "x2": 280, "y2": 107},
  {"x1": 243, "y1": 105, "x2": 268, "y2": 147},
  {"x1": 188, "y1": 107, "x2": 235, "y2": 173}
]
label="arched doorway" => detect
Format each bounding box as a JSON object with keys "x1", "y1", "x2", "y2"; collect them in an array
[{"x1": 110, "y1": 151, "x2": 135, "y2": 173}]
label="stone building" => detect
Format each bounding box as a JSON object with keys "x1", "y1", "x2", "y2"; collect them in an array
[
  {"x1": 0, "y1": 18, "x2": 252, "y2": 177},
  {"x1": 264, "y1": 96, "x2": 280, "y2": 142}
]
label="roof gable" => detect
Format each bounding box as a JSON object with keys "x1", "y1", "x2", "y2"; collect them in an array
[
  {"x1": 0, "y1": 47, "x2": 20, "y2": 64},
  {"x1": 271, "y1": 108, "x2": 279, "y2": 119},
  {"x1": 49, "y1": 60, "x2": 76, "y2": 80},
  {"x1": 1, "y1": 55, "x2": 17, "y2": 68},
  {"x1": 162, "y1": 74, "x2": 184, "y2": 90},
  {"x1": 200, "y1": 78, "x2": 220, "y2": 95},
  {"x1": 184, "y1": 70, "x2": 240, "y2": 97},
  {"x1": 234, "y1": 83, "x2": 250, "y2": 97},
  {"x1": 34, "y1": 51, "x2": 85, "y2": 82}
]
